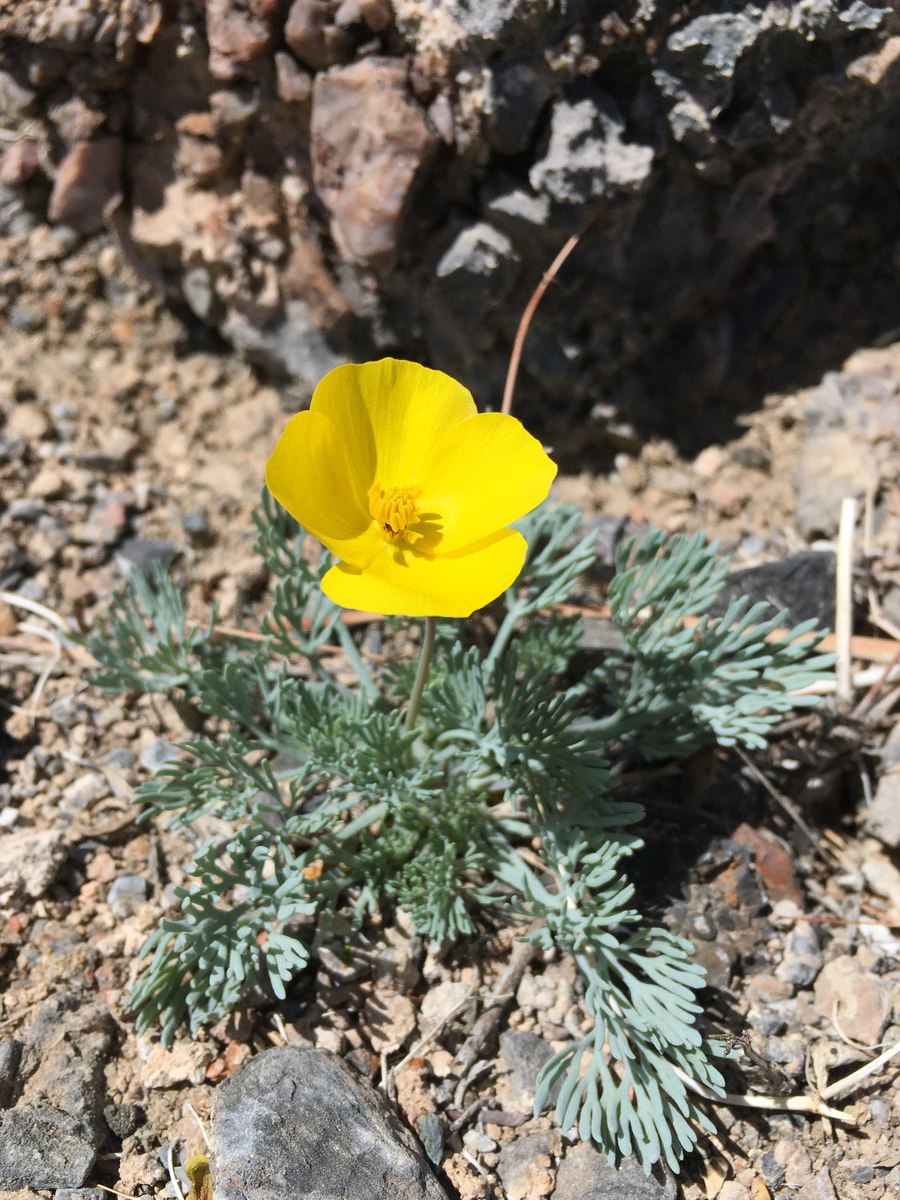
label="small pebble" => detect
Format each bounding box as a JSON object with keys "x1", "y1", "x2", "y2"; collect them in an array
[{"x1": 107, "y1": 874, "x2": 149, "y2": 918}]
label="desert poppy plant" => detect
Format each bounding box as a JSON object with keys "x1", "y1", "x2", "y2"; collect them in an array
[{"x1": 266, "y1": 358, "x2": 557, "y2": 617}]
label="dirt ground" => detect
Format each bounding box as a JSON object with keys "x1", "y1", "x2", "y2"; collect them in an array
[{"x1": 1, "y1": 221, "x2": 899, "y2": 1200}]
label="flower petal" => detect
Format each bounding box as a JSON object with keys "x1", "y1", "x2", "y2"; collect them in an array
[
  {"x1": 322, "y1": 529, "x2": 527, "y2": 617},
  {"x1": 420, "y1": 412, "x2": 557, "y2": 553},
  {"x1": 312, "y1": 359, "x2": 477, "y2": 488},
  {"x1": 265, "y1": 410, "x2": 381, "y2": 565}
]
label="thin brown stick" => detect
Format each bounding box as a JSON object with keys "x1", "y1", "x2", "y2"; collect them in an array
[
  {"x1": 454, "y1": 930, "x2": 539, "y2": 1075},
  {"x1": 501, "y1": 233, "x2": 581, "y2": 417}
]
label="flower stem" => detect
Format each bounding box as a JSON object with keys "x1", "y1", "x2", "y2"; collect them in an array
[{"x1": 405, "y1": 616, "x2": 437, "y2": 732}]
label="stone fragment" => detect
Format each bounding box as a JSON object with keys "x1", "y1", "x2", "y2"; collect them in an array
[
  {"x1": 0, "y1": 140, "x2": 41, "y2": 187},
  {"x1": 862, "y1": 770, "x2": 900, "y2": 849},
  {"x1": 434, "y1": 222, "x2": 518, "y2": 304},
  {"x1": 0, "y1": 1107, "x2": 97, "y2": 1189},
  {"x1": 106, "y1": 874, "x2": 149, "y2": 919},
  {"x1": 553, "y1": 1142, "x2": 677, "y2": 1200},
  {"x1": 311, "y1": 57, "x2": 436, "y2": 271},
  {"x1": 19, "y1": 997, "x2": 115, "y2": 1145},
  {"x1": 796, "y1": 1167, "x2": 837, "y2": 1200},
  {"x1": 0, "y1": 69, "x2": 35, "y2": 119},
  {"x1": 139, "y1": 1040, "x2": 217, "y2": 1089},
  {"x1": 775, "y1": 915, "x2": 822, "y2": 988},
  {"x1": 285, "y1": 0, "x2": 354, "y2": 70},
  {"x1": 418, "y1": 980, "x2": 473, "y2": 1036},
  {"x1": 364, "y1": 991, "x2": 417, "y2": 1053},
  {"x1": 497, "y1": 1030, "x2": 556, "y2": 1112},
  {"x1": 206, "y1": 0, "x2": 281, "y2": 80},
  {"x1": 48, "y1": 94, "x2": 106, "y2": 145},
  {"x1": 210, "y1": 1046, "x2": 449, "y2": 1199},
  {"x1": 486, "y1": 59, "x2": 553, "y2": 156},
  {"x1": 659, "y1": 13, "x2": 761, "y2": 121},
  {"x1": 48, "y1": 139, "x2": 123, "y2": 233},
  {"x1": 0, "y1": 829, "x2": 66, "y2": 902},
  {"x1": 731, "y1": 824, "x2": 804, "y2": 908},
  {"x1": 715, "y1": 551, "x2": 836, "y2": 629},
  {"x1": 775, "y1": 1137, "x2": 813, "y2": 1189},
  {"x1": 530, "y1": 84, "x2": 653, "y2": 204},
  {"x1": 274, "y1": 51, "x2": 313, "y2": 103},
  {"x1": 0, "y1": 1039, "x2": 22, "y2": 1108},
  {"x1": 793, "y1": 376, "x2": 880, "y2": 538},
  {"x1": 813, "y1": 955, "x2": 891, "y2": 1045},
  {"x1": 496, "y1": 1130, "x2": 555, "y2": 1200},
  {"x1": 114, "y1": 537, "x2": 179, "y2": 576}
]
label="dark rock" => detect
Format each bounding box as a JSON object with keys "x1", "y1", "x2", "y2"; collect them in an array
[
  {"x1": 48, "y1": 138, "x2": 123, "y2": 233},
  {"x1": 19, "y1": 997, "x2": 116, "y2": 1143},
  {"x1": 715, "y1": 551, "x2": 836, "y2": 629},
  {"x1": 529, "y1": 84, "x2": 654, "y2": 204},
  {"x1": 311, "y1": 57, "x2": 437, "y2": 272},
  {"x1": 486, "y1": 59, "x2": 554, "y2": 156},
  {"x1": 0, "y1": 1039, "x2": 23, "y2": 1108},
  {"x1": 210, "y1": 1045, "x2": 450, "y2": 1199},
  {"x1": 0, "y1": 1106, "x2": 97, "y2": 1189},
  {"x1": 103, "y1": 1101, "x2": 143, "y2": 1140},
  {"x1": 553, "y1": 1142, "x2": 677, "y2": 1200}
]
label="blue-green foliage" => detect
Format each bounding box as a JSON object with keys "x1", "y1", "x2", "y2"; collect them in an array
[{"x1": 88, "y1": 495, "x2": 832, "y2": 1172}]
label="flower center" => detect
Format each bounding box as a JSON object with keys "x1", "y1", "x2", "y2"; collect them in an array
[{"x1": 368, "y1": 483, "x2": 424, "y2": 545}]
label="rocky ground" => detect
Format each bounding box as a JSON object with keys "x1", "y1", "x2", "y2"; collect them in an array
[{"x1": 1, "y1": 206, "x2": 900, "y2": 1200}]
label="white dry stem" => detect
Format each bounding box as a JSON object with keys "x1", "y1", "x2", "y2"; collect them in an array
[
  {"x1": 672, "y1": 1064, "x2": 851, "y2": 1123},
  {"x1": 835, "y1": 497, "x2": 857, "y2": 703},
  {"x1": 0, "y1": 589, "x2": 73, "y2": 633},
  {"x1": 166, "y1": 1139, "x2": 187, "y2": 1200},
  {"x1": 820, "y1": 1038, "x2": 900, "y2": 1101}
]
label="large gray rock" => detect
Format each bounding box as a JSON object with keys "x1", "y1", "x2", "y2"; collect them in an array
[
  {"x1": 0, "y1": 1106, "x2": 97, "y2": 1189},
  {"x1": 210, "y1": 1046, "x2": 450, "y2": 1200},
  {"x1": 553, "y1": 1142, "x2": 677, "y2": 1200}
]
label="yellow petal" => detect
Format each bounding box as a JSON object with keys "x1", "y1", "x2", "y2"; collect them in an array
[
  {"x1": 265, "y1": 410, "x2": 381, "y2": 565},
  {"x1": 420, "y1": 413, "x2": 557, "y2": 553},
  {"x1": 322, "y1": 529, "x2": 527, "y2": 617},
  {"x1": 312, "y1": 359, "x2": 477, "y2": 488}
]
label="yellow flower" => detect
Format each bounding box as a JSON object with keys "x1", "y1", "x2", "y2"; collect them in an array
[{"x1": 265, "y1": 359, "x2": 557, "y2": 617}]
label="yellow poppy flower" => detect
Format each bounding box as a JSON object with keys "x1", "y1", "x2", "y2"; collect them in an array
[{"x1": 265, "y1": 358, "x2": 557, "y2": 617}]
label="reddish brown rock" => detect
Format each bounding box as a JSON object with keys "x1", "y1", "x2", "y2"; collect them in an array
[
  {"x1": 48, "y1": 138, "x2": 123, "y2": 233},
  {"x1": 206, "y1": 0, "x2": 282, "y2": 81},
  {"x1": 0, "y1": 139, "x2": 41, "y2": 187},
  {"x1": 285, "y1": 0, "x2": 354, "y2": 71},
  {"x1": 283, "y1": 230, "x2": 351, "y2": 329},
  {"x1": 311, "y1": 57, "x2": 436, "y2": 272}
]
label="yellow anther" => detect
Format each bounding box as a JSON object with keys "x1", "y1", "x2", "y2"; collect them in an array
[{"x1": 368, "y1": 483, "x2": 423, "y2": 545}]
